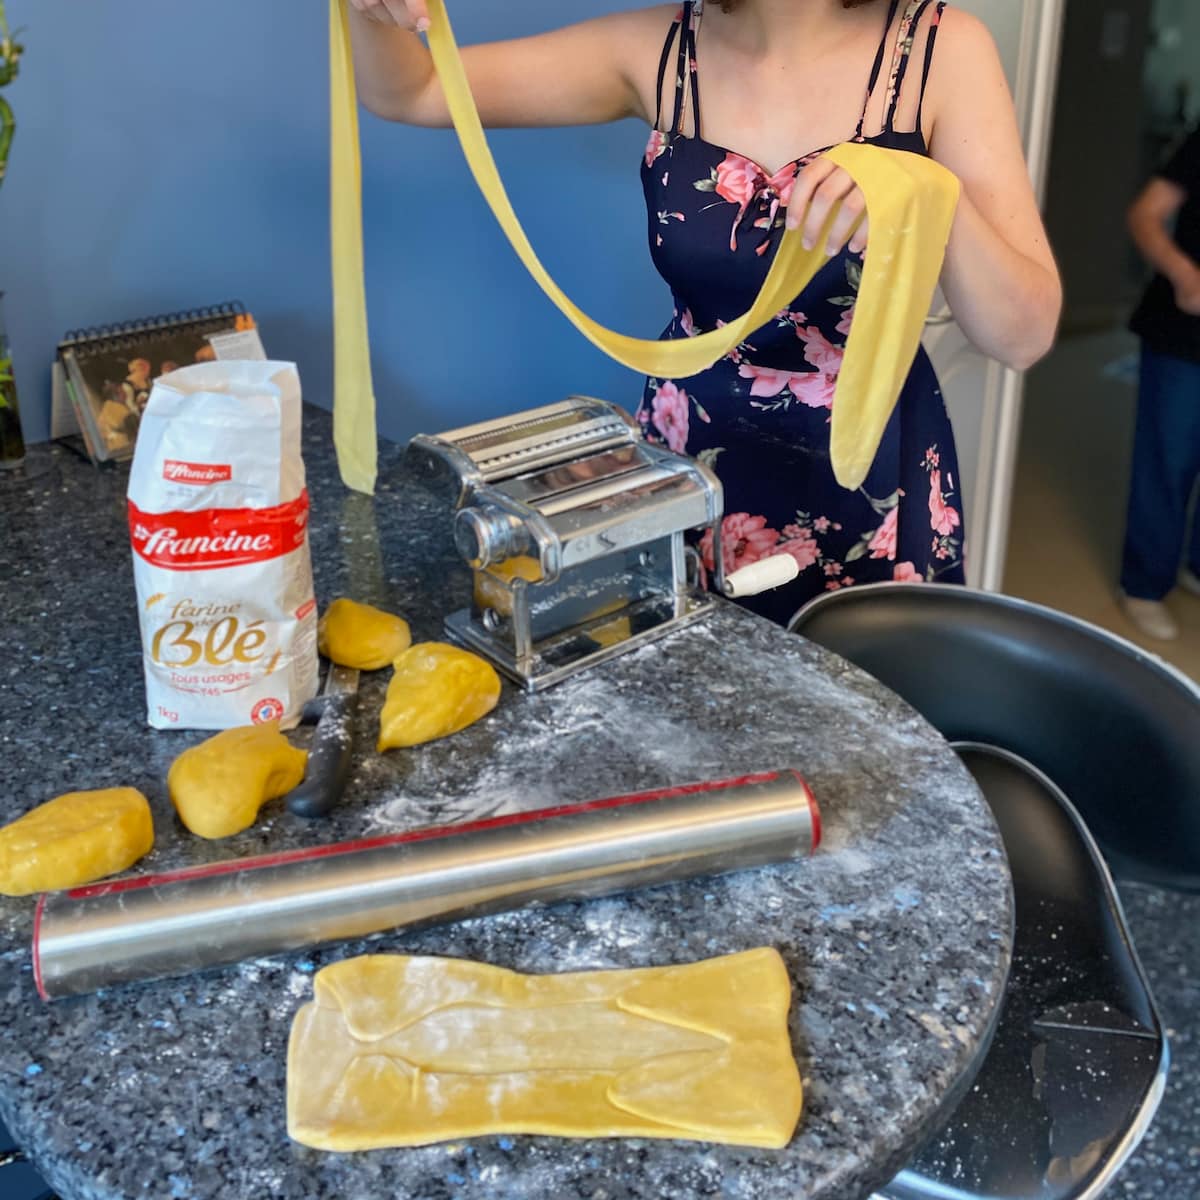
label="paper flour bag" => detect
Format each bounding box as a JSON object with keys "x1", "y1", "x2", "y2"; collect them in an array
[{"x1": 127, "y1": 361, "x2": 319, "y2": 730}]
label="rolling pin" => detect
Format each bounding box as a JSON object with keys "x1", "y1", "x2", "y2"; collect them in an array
[{"x1": 34, "y1": 769, "x2": 820, "y2": 1000}]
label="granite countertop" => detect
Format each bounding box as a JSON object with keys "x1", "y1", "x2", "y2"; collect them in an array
[{"x1": 0, "y1": 409, "x2": 1013, "y2": 1200}]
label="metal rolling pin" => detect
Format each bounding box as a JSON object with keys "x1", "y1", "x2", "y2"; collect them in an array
[{"x1": 34, "y1": 769, "x2": 820, "y2": 1000}]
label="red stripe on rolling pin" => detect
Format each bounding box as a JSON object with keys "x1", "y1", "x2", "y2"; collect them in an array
[
  {"x1": 62, "y1": 770, "x2": 807, "y2": 901},
  {"x1": 32, "y1": 894, "x2": 48, "y2": 1002}
]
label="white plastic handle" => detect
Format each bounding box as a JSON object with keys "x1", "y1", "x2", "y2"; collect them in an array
[{"x1": 722, "y1": 553, "x2": 801, "y2": 598}]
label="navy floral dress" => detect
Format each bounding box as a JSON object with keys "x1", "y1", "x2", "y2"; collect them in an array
[{"x1": 635, "y1": 0, "x2": 965, "y2": 626}]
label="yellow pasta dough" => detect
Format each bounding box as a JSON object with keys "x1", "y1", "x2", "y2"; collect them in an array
[
  {"x1": 168, "y1": 722, "x2": 308, "y2": 839},
  {"x1": 329, "y1": 0, "x2": 378, "y2": 495},
  {"x1": 377, "y1": 642, "x2": 501, "y2": 750},
  {"x1": 328, "y1": 0, "x2": 959, "y2": 493},
  {"x1": 318, "y1": 597, "x2": 412, "y2": 670},
  {"x1": 287, "y1": 948, "x2": 801, "y2": 1150},
  {"x1": 0, "y1": 788, "x2": 154, "y2": 897},
  {"x1": 472, "y1": 554, "x2": 543, "y2": 616}
]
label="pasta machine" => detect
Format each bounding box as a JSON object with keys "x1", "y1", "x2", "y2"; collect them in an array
[{"x1": 407, "y1": 397, "x2": 798, "y2": 691}]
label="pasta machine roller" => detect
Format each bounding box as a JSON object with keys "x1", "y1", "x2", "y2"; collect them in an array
[{"x1": 407, "y1": 397, "x2": 798, "y2": 691}]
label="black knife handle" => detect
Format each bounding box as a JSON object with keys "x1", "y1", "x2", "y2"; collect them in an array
[{"x1": 286, "y1": 692, "x2": 359, "y2": 819}]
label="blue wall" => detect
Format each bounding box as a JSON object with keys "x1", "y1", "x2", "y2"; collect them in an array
[{"x1": 0, "y1": 0, "x2": 666, "y2": 446}]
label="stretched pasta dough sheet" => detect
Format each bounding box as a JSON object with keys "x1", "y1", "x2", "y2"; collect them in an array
[
  {"x1": 330, "y1": 0, "x2": 378, "y2": 496},
  {"x1": 287, "y1": 948, "x2": 802, "y2": 1150},
  {"x1": 329, "y1": 0, "x2": 960, "y2": 493}
]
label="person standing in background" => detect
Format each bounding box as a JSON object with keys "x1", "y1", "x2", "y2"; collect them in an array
[{"x1": 1120, "y1": 123, "x2": 1200, "y2": 641}]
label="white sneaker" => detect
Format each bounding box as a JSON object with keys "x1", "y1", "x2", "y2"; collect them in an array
[
  {"x1": 1179, "y1": 567, "x2": 1200, "y2": 598},
  {"x1": 1120, "y1": 594, "x2": 1180, "y2": 641}
]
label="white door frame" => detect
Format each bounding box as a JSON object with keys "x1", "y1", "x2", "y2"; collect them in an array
[{"x1": 976, "y1": 0, "x2": 1067, "y2": 591}]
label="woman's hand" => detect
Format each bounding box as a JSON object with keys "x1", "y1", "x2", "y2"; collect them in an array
[
  {"x1": 349, "y1": 0, "x2": 430, "y2": 33},
  {"x1": 785, "y1": 159, "x2": 869, "y2": 258}
]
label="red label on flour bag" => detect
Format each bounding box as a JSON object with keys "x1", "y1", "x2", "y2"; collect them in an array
[
  {"x1": 127, "y1": 361, "x2": 319, "y2": 730},
  {"x1": 128, "y1": 493, "x2": 310, "y2": 571},
  {"x1": 162, "y1": 460, "x2": 234, "y2": 485}
]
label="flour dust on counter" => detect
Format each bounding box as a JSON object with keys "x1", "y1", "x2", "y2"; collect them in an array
[{"x1": 360, "y1": 650, "x2": 741, "y2": 835}]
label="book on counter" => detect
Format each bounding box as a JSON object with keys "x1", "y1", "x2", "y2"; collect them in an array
[{"x1": 52, "y1": 302, "x2": 267, "y2": 464}]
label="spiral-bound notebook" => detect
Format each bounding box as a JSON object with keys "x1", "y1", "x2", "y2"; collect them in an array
[{"x1": 55, "y1": 303, "x2": 265, "y2": 463}]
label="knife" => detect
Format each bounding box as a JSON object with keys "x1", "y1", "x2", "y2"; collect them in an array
[{"x1": 285, "y1": 664, "x2": 360, "y2": 819}]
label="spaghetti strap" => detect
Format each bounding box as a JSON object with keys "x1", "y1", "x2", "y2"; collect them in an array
[
  {"x1": 855, "y1": 0, "x2": 904, "y2": 139},
  {"x1": 914, "y1": 2, "x2": 947, "y2": 131},
  {"x1": 884, "y1": 0, "x2": 938, "y2": 133},
  {"x1": 689, "y1": 1, "x2": 704, "y2": 139},
  {"x1": 667, "y1": 2, "x2": 703, "y2": 137},
  {"x1": 653, "y1": 12, "x2": 682, "y2": 130}
]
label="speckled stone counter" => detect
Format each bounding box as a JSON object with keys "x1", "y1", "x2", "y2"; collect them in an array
[{"x1": 0, "y1": 409, "x2": 1013, "y2": 1200}]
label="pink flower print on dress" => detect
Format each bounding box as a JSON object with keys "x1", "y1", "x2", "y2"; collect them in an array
[
  {"x1": 797, "y1": 326, "x2": 844, "y2": 375},
  {"x1": 645, "y1": 129, "x2": 669, "y2": 170},
  {"x1": 679, "y1": 308, "x2": 697, "y2": 338},
  {"x1": 651, "y1": 382, "x2": 691, "y2": 455},
  {"x1": 928, "y1": 469, "x2": 962, "y2": 537},
  {"x1": 715, "y1": 154, "x2": 767, "y2": 251},
  {"x1": 738, "y1": 363, "x2": 806, "y2": 398},
  {"x1": 867, "y1": 507, "x2": 899, "y2": 562},
  {"x1": 699, "y1": 513, "x2": 780, "y2": 576},
  {"x1": 835, "y1": 305, "x2": 855, "y2": 338},
  {"x1": 778, "y1": 527, "x2": 819, "y2": 572},
  {"x1": 714, "y1": 154, "x2": 795, "y2": 253},
  {"x1": 768, "y1": 166, "x2": 799, "y2": 209},
  {"x1": 715, "y1": 154, "x2": 765, "y2": 210},
  {"x1": 893, "y1": 562, "x2": 923, "y2": 583},
  {"x1": 792, "y1": 372, "x2": 838, "y2": 411}
]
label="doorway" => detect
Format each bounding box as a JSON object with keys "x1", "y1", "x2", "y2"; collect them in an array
[{"x1": 1002, "y1": 0, "x2": 1200, "y2": 679}]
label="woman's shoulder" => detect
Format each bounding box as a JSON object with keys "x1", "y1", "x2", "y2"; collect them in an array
[
  {"x1": 921, "y1": 5, "x2": 1008, "y2": 114},
  {"x1": 928, "y1": 5, "x2": 1002, "y2": 68},
  {"x1": 602, "y1": 4, "x2": 686, "y2": 38},
  {"x1": 593, "y1": 3, "x2": 693, "y2": 118}
]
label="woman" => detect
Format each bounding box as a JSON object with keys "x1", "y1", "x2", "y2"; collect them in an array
[
  {"x1": 347, "y1": 0, "x2": 1061, "y2": 623},
  {"x1": 1119, "y1": 122, "x2": 1200, "y2": 642}
]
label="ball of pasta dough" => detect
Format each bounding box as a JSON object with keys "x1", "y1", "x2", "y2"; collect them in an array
[
  {"x1": 318, "y1": 598, "x2": 412, "y2": 671},
  {"x1": 0, "y1": 788, "x2": 154, "y2": 896},
  {"x1": 378, "y1": 643, "x2": 501, "y2": 750},
  {"x1": 169, "y1": 722, "x2": 307, "y2": 839}
]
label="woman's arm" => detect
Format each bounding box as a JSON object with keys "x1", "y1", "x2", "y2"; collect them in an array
[
  {"x1": 785, "y1": 10, "x2": 1060, "y2": 372},
  {"x1": 1128, "y1": 179, "x2": 1200, "y2": 316},
  {"x1": 923, "y1": 9, "x2": 1062, "y2": 370},
  {"x1": 345, "y1": 0, "x2": 665, "y2": 129}
]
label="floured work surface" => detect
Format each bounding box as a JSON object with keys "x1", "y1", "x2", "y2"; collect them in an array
[{"x1": 287, "y1": 947, "x2": 802, "y2": 1150}]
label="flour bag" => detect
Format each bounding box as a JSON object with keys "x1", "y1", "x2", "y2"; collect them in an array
[{"x1": 127, "y1": 361, "x2": 319, "y2": 730}]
